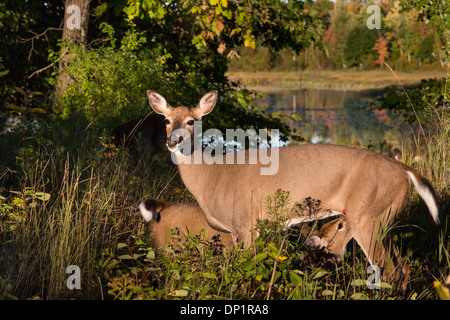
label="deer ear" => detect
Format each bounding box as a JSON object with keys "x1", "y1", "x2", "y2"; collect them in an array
[
  {"x1": 192, "y1": 90, "x2": 217, "y2": 119},
  {"x1": 147, "y1": 90, "x2": 172, "y2": 115},
  {"x1": 140, "y1": 198, "x2": 167, "y2": 222}
]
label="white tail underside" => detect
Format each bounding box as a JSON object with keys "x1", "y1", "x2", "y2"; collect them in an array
[{"x1": 407, "y1": 171, "x2": 439, "y2": 224}]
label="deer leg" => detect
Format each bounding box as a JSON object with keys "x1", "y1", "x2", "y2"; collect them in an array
[{"x1": 351, "y1": 216, "x2": 410, "y2": 291}]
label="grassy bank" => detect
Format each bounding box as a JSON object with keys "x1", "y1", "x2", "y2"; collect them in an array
[
  {"x1": 0, "y1": 110, "x2": 448, "y2": 300},
  {"x1": 227, "y1": 70, "x2": 448, "y2": 91}
]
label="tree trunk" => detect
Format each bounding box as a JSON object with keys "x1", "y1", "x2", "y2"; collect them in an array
[{"x1": 54, "y1": 0, "x2": 90, "y2": 111}]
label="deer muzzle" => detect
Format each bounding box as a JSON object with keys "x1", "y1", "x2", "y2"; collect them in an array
[{"x1": 167, "y1": 134, "x2": 184, "y2": 148}]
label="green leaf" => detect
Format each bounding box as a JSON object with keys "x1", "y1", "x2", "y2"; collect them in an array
[
  {"x1": 202, "y1": 272, "x2": 217, "y2": 280},
  {"x1": 117, "y1": 243, "x2": 128, "y2": 249},
  {"x1": 380, "y1": 282, "x2": 392, "y2": 289},
  {"x1": 352, "y1": 292, "x2": 369, "y2": 300},
  {"x1": 117, "y1": 254, "x2": 133, "y2": 260},
  {"x1": 146, "y1": 250, "x2": 155, "y2": 260},
  {"x1": 145, "y1": 267, "x2": 161, "y2": 272},
  {"x1": 289, "y1": 287, "x2": 302, "y2": 300},
  {"x1": 30, "y1": 108, "x2": 46, "y2": 114},
  {"x1": 351, "y1": 279, "x2": 366, "y2": 287},
  {"x1": 242, "y1": 260, "x2": 255, "y2": 271},
  {"x1": 34, "y1": 192, "x2": 50, "y2": 201},
  {"x1": 268, "y1": 243, "x2": 279, "y2": 254},
  {"x1": 5, "y1": 104, "x2": 23, "y2": 112},
  {"x1": 322, "y1": 289, "x2": 334, "y2": 296},
  {"x1": 254, "y1": 237, "x2": 265, "y2": 247},
  {"x1": 14, "y1": 86, "x2": 26, "y2": 96},
  {"x1": 313, "y1": 269, "x2": 327, "y2": 280},
  {"x1": 28, "y1": 91, "x2": 44, "y2": 97},
  {"x1": 254, "y1": 252, "x2": 267, "y2": 262},
  {"x1": 170, "y1": 289, "x2": 189, "y2": 297},
  {"x1": 289, "y1": 270, "x2": 303, "y2": 285},
  {"x1": 93, "y1": 3, "x2": 108, "y2": 16}
]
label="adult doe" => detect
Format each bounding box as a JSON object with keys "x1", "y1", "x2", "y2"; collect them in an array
[{"x1": 146, "y1": 89, "x2": 439, "y2": 286}]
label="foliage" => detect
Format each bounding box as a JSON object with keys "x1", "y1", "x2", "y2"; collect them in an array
[
  {"x1": 58, "y1": 44, "x2": 167, "y2": 127},
  {"x1": 115, "y1": 0, "x2": 323, "y2": 55},
  {"x1": 0, "y1": 1, "x2": 64, "y2": 100},
  {"x1": 376, "y1": 76, "x2": 449, "y2": 127},
  {"x1": 373, "y1": 38, "x2": 390, "y2": 66},
  {"x1": 5, "y1": 87, "x2": 46, "y2": 120},
  {"x1": 400, "y1": 0, "x2": 450, "y2": 66},
  {"x1": 230, "y1": 0, "x2": 445, "y2": 72},
  {"x1": 343, "y1": 18, "x2": 379, "y2": 68}
]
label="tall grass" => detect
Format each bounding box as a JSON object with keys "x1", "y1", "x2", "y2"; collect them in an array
[
  {"x1": 0, "y1": 117, "x2": 181, "y2": 299},
  {"x1": 388, "y1": 72, "x2": 449, "y2": 297}
]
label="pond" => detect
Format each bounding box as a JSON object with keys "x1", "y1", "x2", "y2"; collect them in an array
[{"x1": 255, "y1": 87, "x2": 412, "y2": 153}]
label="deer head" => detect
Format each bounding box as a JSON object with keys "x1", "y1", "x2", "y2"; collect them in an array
[{"x1": 147, "y1": 90, "x2": 217, "y2": 154}]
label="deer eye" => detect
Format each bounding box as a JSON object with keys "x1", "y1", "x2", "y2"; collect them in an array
[
  {"x1": 164, "y1": 118, "x2": 171, "y2": 125},
  {"x1": 186, "y1": 120, "x2": 194, "y2": 126}
]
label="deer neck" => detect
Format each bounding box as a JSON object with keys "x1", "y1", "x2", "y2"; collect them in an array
[{"x1": 173, "y1": 149, "x2": 210, "y2": 197}]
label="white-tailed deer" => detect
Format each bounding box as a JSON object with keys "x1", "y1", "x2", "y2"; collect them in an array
[
  {"x1": 139, "y1": 198, "x2": 234, "y2": 252},
  {"x1": 111, "y1": 113, "x2": 166, "y2": 159},
  {"x1": 146, "y1": 90, "x2": 439, "y2": 287}
]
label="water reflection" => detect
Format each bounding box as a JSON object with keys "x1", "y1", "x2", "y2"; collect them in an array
[{"x1": 256, "y1": 88, "x2": 410, "y2": 152}]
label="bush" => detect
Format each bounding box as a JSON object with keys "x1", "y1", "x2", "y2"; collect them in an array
[
  {"x1": 376, "y1": 76, "x2": 449, "y2": 128},
  {"x1": 59, "y1": 45, "x2": 169, "y2": 129}
]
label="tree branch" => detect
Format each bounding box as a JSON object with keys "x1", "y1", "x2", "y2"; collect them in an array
[{"x1": 28, "y1": 46, "x2": 69, "y2": 79}]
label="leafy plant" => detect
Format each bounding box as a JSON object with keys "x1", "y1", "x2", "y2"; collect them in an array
[
  {"x1": 375, "y1": 76, "x2": 449, "y2": 127},
  {"x1": 5, "y1": 86, "x2": 46, "y2": 120}
]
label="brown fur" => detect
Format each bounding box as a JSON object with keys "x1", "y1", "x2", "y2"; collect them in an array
[
  {"x1": 111, "y1": 113, "x2": 166, "y2": 159},
  {"x1": 140, "y1": 198, "x2": 234, "y2": 252}
]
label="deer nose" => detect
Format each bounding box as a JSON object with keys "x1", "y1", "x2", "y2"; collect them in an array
[
  {"x1": 167, "y1": 136, "x2": 183, "y2": 148},
  {"x1": 167, "y1": 140, "x2": 177, "y2": 148}
]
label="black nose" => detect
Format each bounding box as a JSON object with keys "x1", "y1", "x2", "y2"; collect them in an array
[
  {"x1": 167, "y1": 140, "x2": 177, "y2": 148},
  {"x1": 167, "y1": 136, "x2": 183, "y2": 147}
]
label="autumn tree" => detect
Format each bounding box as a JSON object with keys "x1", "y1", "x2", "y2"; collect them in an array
[
  {"x1": 372, "y1": 37, "x2": 389, "y2": 67},
  {"x1": 400, "y1": 0, "x2": 450, "y2": 68}
]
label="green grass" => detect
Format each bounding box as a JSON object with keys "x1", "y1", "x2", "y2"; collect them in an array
[{"x1": 227, "y1": 70, "x2": 448, "y2": 91}]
